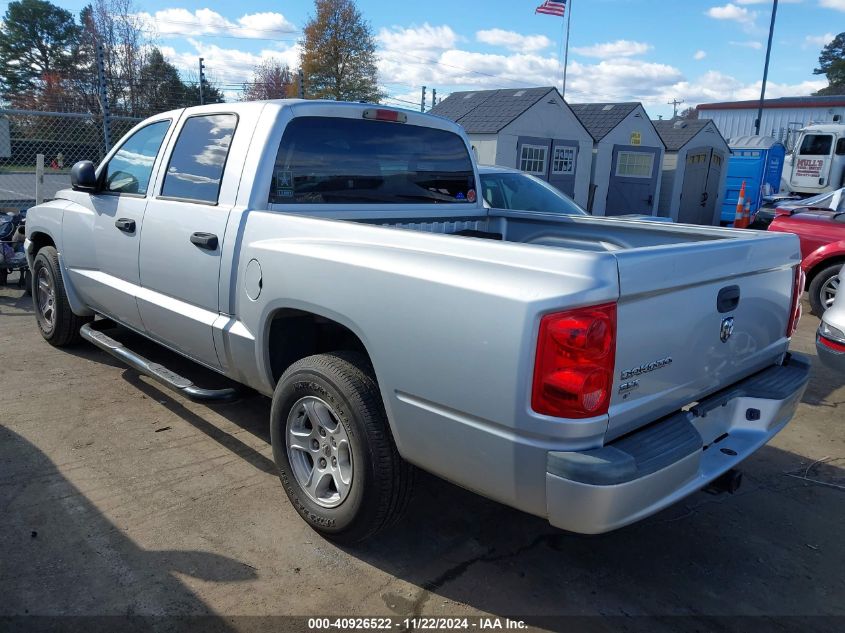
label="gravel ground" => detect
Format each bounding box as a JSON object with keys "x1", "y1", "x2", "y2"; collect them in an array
[{"x1": 1, "y1": 279, "x2": 843, "y2": 632}]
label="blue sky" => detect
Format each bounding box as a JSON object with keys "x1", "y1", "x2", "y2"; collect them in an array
[{"x1": 51, "y1": 0, "x2": 845, "y2": 117}]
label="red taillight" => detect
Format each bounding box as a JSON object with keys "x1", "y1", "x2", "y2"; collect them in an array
[
  {"x1": 819, "y1": 335, "x2": 845, "y2": 353},
  {"x1": 786, "y1": 265, "x2": 805, "y2": 338},
  {"x1": 532, "y1": 303, "x2": 617, "y2": 419},
  {"x1": 362, "y1": 108, "x2": 407, "y2": 123}
]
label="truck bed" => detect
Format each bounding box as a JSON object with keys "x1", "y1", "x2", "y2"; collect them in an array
[
  {"x1": 355, "y1": 209, "x2": 801, "y2": 439},
  {"x1": 365, "y1": 209, "x2": 733, "y2": 253}
]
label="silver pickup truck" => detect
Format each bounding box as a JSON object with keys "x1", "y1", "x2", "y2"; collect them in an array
[{"x1": 26, "y1": 100, "x2": 811, "y2": 542}]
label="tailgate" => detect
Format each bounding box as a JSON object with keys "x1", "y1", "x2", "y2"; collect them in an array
[{"x1": 606, "y1": 231, "x2": 801, "y2": 440}]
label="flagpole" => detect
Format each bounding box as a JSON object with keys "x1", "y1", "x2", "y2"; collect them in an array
[{"x1": 561, "y1": 0, "x2": 572, "y2": 99}]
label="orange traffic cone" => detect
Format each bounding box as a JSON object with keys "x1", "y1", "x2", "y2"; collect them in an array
[
  {"x1": 734, "y1": 181, "x2": 747, "y2": 228},
  {"x1": 743, "y1": 201, "x2": 752, "y2": 228}
]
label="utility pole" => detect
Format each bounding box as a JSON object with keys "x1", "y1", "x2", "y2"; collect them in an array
[
  {"x1": 668, "y1": 98, "x2": 684, "y2": 119},
  {"x1": 756, "y1": 0, "x2": 779, "y2": 135},
  {"x1": 96, "y1": 42, "x2": 111, "y2": 152},
  {"x1": 420, "y1": 86, "x2": 426, "y2": 112},
  {"x1": 431, "y1": 88, "x2": 436, "y2": 111},
  {"x1": 198, "y1": 57, "x2": 206, "y2": 105}
]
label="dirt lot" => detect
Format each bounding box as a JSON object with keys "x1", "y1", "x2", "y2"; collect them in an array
[{"x1": 1, "y1": 280, "x2": 843, "y2": 631}]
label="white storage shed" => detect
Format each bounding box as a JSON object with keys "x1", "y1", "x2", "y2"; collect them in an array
[
  {"x1": 570, "y1": 102, "x2": 665, "y2": 216},
  {"x1": 431, "y1": 87, "x2": 593, "y2": 207},
  {"x1": 653, "y1": 118, "x2": 729, "y2": 225}
]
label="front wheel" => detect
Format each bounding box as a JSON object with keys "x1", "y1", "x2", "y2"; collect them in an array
[
  {"x1": 808, "y1": 264, "x2": 841, "y2": 316},
  {"x1": 32, "y1": 246, "x2": 91, "y2": 346},
  {"x1": 270, "y1": 352, "x2": 414, "y2": 543}
]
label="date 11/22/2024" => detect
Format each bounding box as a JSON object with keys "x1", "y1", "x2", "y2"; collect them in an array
[{"x1": 307, "y1": 617, "x2": 528, "y2": 630}]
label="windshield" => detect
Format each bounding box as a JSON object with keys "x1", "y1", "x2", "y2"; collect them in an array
[
  {"x1": 480, "y1": 172, "x2": 587, "y2": 215},
  {"x1": 798, "y1": 191, "x2": 834, "y2": 208}
]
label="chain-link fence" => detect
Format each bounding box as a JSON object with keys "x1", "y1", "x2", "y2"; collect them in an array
[{"x1": 0, "y1": 109, "x2": 141, "y2": 208}]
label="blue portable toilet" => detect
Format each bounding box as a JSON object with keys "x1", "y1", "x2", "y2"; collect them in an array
[{"x1": 720, "y1": 136, "x2": 786, "y2": 225}]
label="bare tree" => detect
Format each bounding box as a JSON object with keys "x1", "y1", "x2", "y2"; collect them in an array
[
  {"x1": 80, "y1": 0, "x2": 151, "y2": 116},
  {"x1": 242, "y1": 59, "x2": 296, "y2": 101},
  {"x1": 678, "y1": 106, "x2": 699, "y2": 120}
]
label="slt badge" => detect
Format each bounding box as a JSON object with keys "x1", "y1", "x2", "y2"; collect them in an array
[{"x1": 720, "y1": 316, "x2": 735, "y2": 343}]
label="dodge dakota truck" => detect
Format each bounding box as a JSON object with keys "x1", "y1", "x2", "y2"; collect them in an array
[{"x1": 25, "y1": 100, "x2": 811, "y2": 542}]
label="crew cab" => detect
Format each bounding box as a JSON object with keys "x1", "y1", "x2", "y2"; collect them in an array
[
  {"x1": 25, "y1": 101, "x2": 810, "y2": 542},
  {"x1": 769, "y1": 208, "x2": 845, "y2": 315}
]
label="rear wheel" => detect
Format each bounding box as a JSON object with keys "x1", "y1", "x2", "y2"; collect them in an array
[
  {"x1": 270, "y1": 352, "x2": 414, "y2": 543},
  {"x1": 809, "y1": 264, "x2": 841, "y2": 316},
  {"x1": 32, "y1": 246, "x2": 91, "y2": 346}
]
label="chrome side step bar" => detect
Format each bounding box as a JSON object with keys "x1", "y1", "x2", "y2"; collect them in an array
[{"x1": 80, "y1": 321, "x2": 239, "y2": 403}]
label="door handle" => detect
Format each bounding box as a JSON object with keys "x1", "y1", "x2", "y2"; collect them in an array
[
  {"x1": 115, "y1": 218, "x2": 136, "y2": 233},
  {"x1": 190, "y1": 232, "x2": 218, "y2": 250}
]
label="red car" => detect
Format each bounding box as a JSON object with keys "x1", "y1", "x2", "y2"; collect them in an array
[{"x1": 769, "y1": 209, "x2": 844, "y2": 315}]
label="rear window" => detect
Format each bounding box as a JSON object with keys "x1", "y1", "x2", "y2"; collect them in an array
[
  {"x1": 798, "y1": 134, "x2": 833, "y2": 156},
  {"x1": 269, "y1": 116, "x2": 475, "y2": 205}
]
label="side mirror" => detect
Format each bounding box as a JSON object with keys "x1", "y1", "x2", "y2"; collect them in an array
[{"x1": 71, "y1": 160, "x2": 98, "y2": 192}]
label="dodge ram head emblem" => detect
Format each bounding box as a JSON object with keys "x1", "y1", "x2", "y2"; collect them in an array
[{"x1": 720, "y1": 317, "x2": 735, "y2": 343}]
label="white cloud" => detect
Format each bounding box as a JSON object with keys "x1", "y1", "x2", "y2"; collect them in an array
[
  {"x1": 376, "y1": 24, "x2": 458, "y2": 53},
  {"x1": 572, "y1": 40, "x2": 652, "y2": 59},
  {"x1": 476, "y1": 29, "x2": 551, "y2": 53},
  {"x1": 706, "y1": 4, "x2": 756, "y2": 23},
  {"x1": 694, "y1": 50, "x2": 707, "y2": 60},
  {"x1": 160, "y1": 40, "x2": 301, "y2": 87},
  {"x1": 819, "y1": 0, "x2": 845, "y2": 9},
  {"x1": 804, "y1": 32, "x2": 835, "y2": 48},
  {"x1": 138, "y1": 8, "x2": 296, "y2": 40},
  {"x1": 730, "y1": 40, "x2": 764, "y2": 49}
]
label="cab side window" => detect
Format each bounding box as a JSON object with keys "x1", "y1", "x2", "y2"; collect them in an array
[
  {"x1": 160, "y1": 114, "x2": 237, "y2": 204},
  {"x1": 103, "y1": 120, "x2": 170, "y2": 195}
]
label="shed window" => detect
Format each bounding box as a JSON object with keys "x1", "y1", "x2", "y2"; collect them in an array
[
  {"x1": 798, "y1": 134, "x2": 833, "y2": 156},
  {"x1": 552, "y1": 146, "x2": 575, "y2": 174},
  {"x1": 615, "y1": 151, "x2": 654, "y2": 178},
  {"x1": 519, "y1": 145, "x2": 547, "y2": 175}
]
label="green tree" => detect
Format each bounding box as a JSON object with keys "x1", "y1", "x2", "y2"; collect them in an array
[
  {"x1": 136, "y1": 48, "x2": 189, "y2": 114},
  {"x1": 300, "y1": 0, "x2": 383, "y2": 102},
  {"x1": 814, "y1": 32, "x2": 845, "y2": 96},
  {"x1": 0, "y1": 0, "x2": 81, "y2": 104}
]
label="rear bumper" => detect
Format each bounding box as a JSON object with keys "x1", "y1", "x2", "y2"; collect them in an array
[
  {"x1": 817, "y1": 335, "x2": 845, "y2": 372},
  {"x1": 545, "y1": 354, "x2": 811, "y2": 534}
]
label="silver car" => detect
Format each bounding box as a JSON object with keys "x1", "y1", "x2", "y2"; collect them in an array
[
  {"x1": 478, "y1": 165, "x2": 672, "y2": 221},
  {"x1": 817, "y1": 291, "x2": 845, "y2": 371}
]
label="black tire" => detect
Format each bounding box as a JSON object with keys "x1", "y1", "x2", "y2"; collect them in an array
[
  {"x1": 808, "y1": 263, "x2": 842, "y2": 316},
  {"x1": 0, "y1": 268, "x2": 7, "y2": 285},
  {"x1": 270, "y1": 352, "x2": 414, "y2": 543},
  {"x1": 32, "y1": 246, "x2": 91, "y2": 346}
]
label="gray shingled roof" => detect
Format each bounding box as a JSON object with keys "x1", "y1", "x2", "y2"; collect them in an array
[
  {"x1": 570, "y1": 102, "x2": 640, "y2": 141},
  {"x1": 652, "y1": 118, "x2": 714, "y2": 152},
  {"x1": 430, "y1": 87, "x2": 557, "y2": 133}
]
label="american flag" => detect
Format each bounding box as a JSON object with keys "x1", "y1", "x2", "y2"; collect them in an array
[{"x1": 535, "y1": 0, "x2": 566, "y2": 17}]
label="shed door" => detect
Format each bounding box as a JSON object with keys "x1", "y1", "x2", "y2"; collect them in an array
[
  {"x1": 678, "y1": 148, "x2": 712, "y2": 224},
  {"x1": 548, "y1": 140, "x2": 578, "y2": 197},
  {"x1": 679, "y1": 148, "x2": 724, "y2": 225},
  {"x1": 703, "y1": 151, "x2": 724, "y2": 224},
  {"x1": 606, "y1": 145, "x2": 660, "y2": 215}
]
